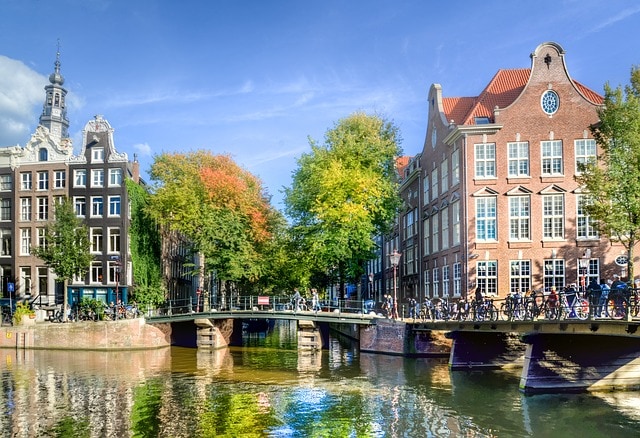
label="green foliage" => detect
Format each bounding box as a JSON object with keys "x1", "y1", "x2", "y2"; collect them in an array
[
  {"x1": 577, "y1": 66, "x2": 640, "y2": 280},
  {"x1": 284, "y1": 112, "x2": 402, "y2": 291},
  {"x1": 131, "y1": 379, "x2": 163, "y2": 438},
  {"x1": 43, "y1": 415, "x2": 90, "y2": 438},
  {"x1": 12, "y1": 301, "x2": 35, "y2": 325},
  {"x1": 126, "y1": 180, "x2": 165, "y2": 307}
]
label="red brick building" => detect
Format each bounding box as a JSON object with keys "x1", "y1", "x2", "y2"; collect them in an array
[{"x1": 392, "y1": 41, "x2": 632, "y2": 304}]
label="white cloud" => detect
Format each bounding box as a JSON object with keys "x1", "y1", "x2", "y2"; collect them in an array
[
  {"x1": 0, "y1": 56, "x2": 47, "y2": 146},
  {"x1": 133, "y1": 142, "x2": 152, "y2": 156}
]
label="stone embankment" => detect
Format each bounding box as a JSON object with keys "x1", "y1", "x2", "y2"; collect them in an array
[{"x1": 0, "y1": 318, "x2": 171, "y2": 350}]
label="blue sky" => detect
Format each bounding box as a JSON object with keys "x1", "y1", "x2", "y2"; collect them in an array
[{"x1": 1, "y1": 0, "x2": 639, "y2": 210}]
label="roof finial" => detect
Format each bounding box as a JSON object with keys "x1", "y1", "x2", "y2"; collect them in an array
[{"x1": 49, "y1": 39, "x2": 64, "y2": 85}]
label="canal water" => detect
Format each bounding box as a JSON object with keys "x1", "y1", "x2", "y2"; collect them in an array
[{"x1": 0, "y1": 320, "x2": 639, "y2": 437}]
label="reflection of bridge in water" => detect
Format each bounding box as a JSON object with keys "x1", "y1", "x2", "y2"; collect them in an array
[{"x1": 146, "y1": 309, "x2": 640, "y2": 395}]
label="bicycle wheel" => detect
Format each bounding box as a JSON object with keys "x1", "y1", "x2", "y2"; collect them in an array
[
  {"x1": 574, "y1": 298, "x2": 589, "y2": 320},
  {"x1": 489, "y1": 304, "x2": 499, "y2": 322},
  {"x1": 608, "y1": 299, "x2": 626, "y2": 320}
]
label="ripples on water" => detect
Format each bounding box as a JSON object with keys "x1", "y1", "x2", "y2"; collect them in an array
[{"x1": 0, "y1": 320, "x2": 639, "y2": 437}]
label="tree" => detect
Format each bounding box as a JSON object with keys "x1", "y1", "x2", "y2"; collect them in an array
[
  {"x1": 31, "y1": 198, "x2": 92, "y2": 321},
  {"x1": 284, "y1": 112, "x2": 402, "y2": 297},
  {"x1": 576, "y1": 66, "x2": 640, "y2": 282}
]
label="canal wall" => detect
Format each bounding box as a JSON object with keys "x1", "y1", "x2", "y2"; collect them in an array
[
  {"x1": 0, "y1": 319, "x2": 172, "y2": 350},
  {"x1": 359, "y1": 319, "x2": 452, "y2": 357}
]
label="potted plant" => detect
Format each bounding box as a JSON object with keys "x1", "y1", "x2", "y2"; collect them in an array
[{"x1": 13, "y1": 301, "x2": 36, "y2": 325}]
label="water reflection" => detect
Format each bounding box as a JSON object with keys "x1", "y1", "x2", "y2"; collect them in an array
[{"x1": 0, "y1": 321, "x2": 639, "y2": 437}]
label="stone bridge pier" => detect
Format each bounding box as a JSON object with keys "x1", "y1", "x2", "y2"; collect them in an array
[{"x1": 170, "y1": 318, "x2": 240, "y2": 349}]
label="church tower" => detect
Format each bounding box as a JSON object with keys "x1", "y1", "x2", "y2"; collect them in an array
[{"x1": 38, "y1": 48, "x2": 70, "y2": 140}]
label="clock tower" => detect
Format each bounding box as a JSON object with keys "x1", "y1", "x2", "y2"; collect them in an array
[{"x1": 38, "y1": 48, "x2": 70, "y2": 141}]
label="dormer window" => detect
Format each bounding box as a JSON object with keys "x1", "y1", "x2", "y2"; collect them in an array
[
  {"x1": 475, "y1": 117, "x2": 490, "y2": 125},
  {"x1": 39, "y1": 148, "x2": 48, "y2": 162}
]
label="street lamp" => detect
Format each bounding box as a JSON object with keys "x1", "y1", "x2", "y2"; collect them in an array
[
  {"x1": 579, "y1": 249, "x2": 591, "y2": 292},
  {"x1": 389, "y1": 249, "x2": 401, "y2": 319},
  {"x1": 368, "y1": 272, "x2": 373, "y2": 300}
]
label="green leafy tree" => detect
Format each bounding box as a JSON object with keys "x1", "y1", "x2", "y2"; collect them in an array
[
  {"x1": 284, "y1": 112, "x2": 402, "y2": 297},
  {"x1": 576, "y1": 66, "x2": 640, "y2": 282},
  {"x1": 32, "y1": 198, "x2": 92, "y2": 322}
]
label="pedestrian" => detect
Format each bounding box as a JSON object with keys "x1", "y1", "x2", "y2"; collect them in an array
[
  {"x1": 474, "y1": 285, "x2": 484, "y2": 314},
  {"x1": 598, "y1": 278, "x2": 610, "y2": 317},
  {"x1": 292, "y1": 288, "x2": 302, "y2": 311},
  {"x1": 408, "y1": 297, "x2": 417, "y2": 320},
  {"x1": 586, "y1": 278, "x2": 601, "y2": 318},
  {"x1": 311, "y1": 288, "x2": 320, "y2": 312}
]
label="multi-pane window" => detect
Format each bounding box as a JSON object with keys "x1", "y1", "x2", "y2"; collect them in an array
[
  {"x1": 432, "y1": 213, "x2": 440, "y2": 253},
  {"x1": 20, "y1": 198, "x2": 31, "y2": 221},
  {"x1": 37, "y1": 171, "x2": 48, "y2": 190},
  {"x1": 91, "y1": 261, "x2": 103, "y2": 283},
  {"x1": 91, "y1": 228, "x2": 103, "y2": 253},
  {"x1": 91, "y1": 197, "x2": 103, "y2": 217},
  {"x1": 577, "y1": 195, "x2": 598, "y2": 239},
  {"x1": 0, "y1": 175, "x2": 11, "y2": 191},
  {"x1": 476, "y1": 197, "x2": 497, "y2": 241},
  {"x1": 432, "y1": 267, "x2": 440, "y2": 297},
  {"x1": 424, "y1": 269, "x2": 430, "y2": 298},
  {"x1": 92, "y1": 147, "x2": 104, "y2": 163},
  {"x1": 475, "y1": 143, "x2": 496, "y2": 178},
  {"x1": 20, "y1": 228, "x2": 31, "y2": 256},
  {"x1": 21, "y1": 173, "x2": 32, "y2": 190},
  {"x1": 452, "y1": 200, "x2": 460, "y2": 246},
  {"x1": 108, "y1": 228, "x2": 121, "y2": 253},
  {"x1": 0, "y1": 229, "x2": 11, "y2": 256},
  {"x1": 37, "y1": 197, "x2": 48, "y2": 220},
  {"x1": 91, "y1": 169, "x2": 104, "y2": 188},
  {"x1": 541, "y1": 140, "x2": 563, "y2": 175},
  {"x1": 37, "y1": 228, "x2": 46, "y2": 248},
  {"x1": 431, "y1": 169, "x2": 439, "y2": 201},
  {"x1": 442, "y1": 265, "x2": 450, "y2": 297},
  {"x1": 544, "y1": 259, "x2": 565, "y2": 291},
  {"x1": 74, "y1": 197, "x2": 86, "y2": 217},
  {"x1": 510, "y1": 260, "x2": 531, "y2": 294},
  {"x1": 441, "y1": 158, "x2": 449, "y2": 193},
  {"x1": 575, "y1": 139, "x2": 597, "y2": 173},
  {"x1": 451, "y1": 149, "x2": 460, "y2": 186},
  {"x1": 422, "y1": 175, "x2": 429, "y2": 205},
  {"x1": 543, "y1": 194, "x2": 564, "y2": 239},
  {"x1": 441, "y1": 206, "x2": 449, "y2": 250},
  {"x1": 74, "y1": 169, "x2": 86, "y2": 187},
  {"x1": 109, "y1": 168, "x2": 123, "y2": 186},
  {"x1": 423, "y1": 217, "x2": 430, "y2": 256},
  {"x1": 453, "y1": 262, "x2": 461, "y2": 296},
  {"x1": 108, "y1": 261, "x2": 120, "y2": 283},
  {"x1": 509, "y1": 196, "x2": 530, "y2": 240},
  {"x1": 108, "y1": 196, "x2": 121, "y2": 216},
  {"x1": 477, "y1": 261, "x2": 497, "y2": 296},
  {"x1": 508, "y1": 142, "x2": 529, "y2": 177},
  {"x1": 54, "y1": 170, "x2": 66, "y2": 189},
  {"x1": 0, "y1": 199, "x2": 10, "y2": 221}
]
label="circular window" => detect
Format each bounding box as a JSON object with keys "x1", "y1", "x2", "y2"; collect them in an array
[
  {"x1": 541, "y1": 90, "x2": 560, "y2": 115},
  {"x1": 615, "y1": 255, "x2": 629, "y2": 266}
]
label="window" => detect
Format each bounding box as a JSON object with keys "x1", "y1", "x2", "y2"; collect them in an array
[
  {"x1": 476, "y1": 197, "x2": 497, "y2": 241},
  {"x1": 451, "y1": 149, "x2": 460, "y2": 186},
  {"x1": 544, "y1": 259, "x2": 565, "y2": 291},
  {"x1": 474, "y1": 143, "x2": 496, "y2": 178},
  {"x1": 21, "y1": 173, "x2": 32, "y2": 190},
  {"x1": 543, "y1": 194, "x2": 564, "y2": 239},
  {"x1": 423, "y1": 217, "x2": 430, "y2": 256},
  {"x1": 441, "y1": 158, "x2": 449, "y2": 192},
  {"x1": 575, "y1": 139, "x2": 596, "y2": 173},
  {"x1": 74, "y1": 169, "x2": 86, "y2": 187},
  {"x1": 542, "y1": 140, "x2": 563, "y2": 175},
  {"x1": 109, "y1": 168, "x2": 123, "y2": 186},
  {"x1": 423, "y1": 174, "x2": 429, "y2": 205},
  {"x1": 74, "y1": 197, "x2": 86, "y2": 217},
  {"x1": 424, "y1": 269, "x2": 431, "y2": 298},
  {"x1": 0, "y1": 199, "x2": 10, "y2": 221},
  {"x1": 91, "y1": 228, "x2": 103, "y2": 253},
  {"x1": 441, "y1": 206, "x2": 449, "y2": 250},
  {"x1": 0, "y1": 228, "x2": 11, "y2": 256},
  {"x1": 508, "y1": 142, "x2": 529, "y2": 177},
  {"x1": 453, "y1": 262, "x2": 461, "y2": 297},
  {"x1": 37, "y1": 228, "x2": 46, "y2": 248},
  {"x1": 477, "y1": 261, "x2": 497, "y2": 296},
  {"x1": 91, "y1": 261, "x2": 103, "y2": 283},
  {"x1": 509, "y1": 196, "x2": 530, "y2": 240},
  {"x1": 431, "y1": 169, "x2": 439, "y2": 201},
  {"x1": 432, "y1": 213, "x2": 440, "y2": 253},
  {"x1": 91, "y1": 169, "x2": 104, "y2": 188},
  {"x1": 37, "y1": 197, "x2": 48, "y2": 220},
  {"x1": 92, "y1": 147, "x2": 104, "y2": 163},
  {"x1": 91, "y1": 197, "x2": 103, "y2": 217},
  {"x1": 0, "y1": 175, "x2": 11, "y2": 191},
  {"x1": 37, "y1": 171, "x2": 48, "y2": 190},
  {"x1": 108, "y1": 261, "x2": 121, "y2": 283},
  {"x1": 452, "y1": 200, "x2": 460, "y2": 246},
  {"x1": 577, "y1": 195, "x2": 598, "y2": 239},
  {"x1": 442, "y1": 265, "x2": 450, "y2": 297},
  {"x1": 20, "y1": 198, "x2": 31, "y2": 221},
  {"x1": 39, "y1": 148, "x2": 48, "y2": 161},
  {"x1": 20, "y1": 228, "x2": 31, "y2": 256},
  {"x1": 108, "y1": 196, "x2": 121, "y2": 217},
  {"x1": 108, "y1": 228, "x2": 121, "y2": 253},
  {"x1": 510, "y1": 260, "x2": 531, "y2": 294},
  {"x1": 54, "y1": 170, "x2": 66, "y2": 189},
  {"x1": 432, "y1": 267, "x2": 440, "y2": 297}
]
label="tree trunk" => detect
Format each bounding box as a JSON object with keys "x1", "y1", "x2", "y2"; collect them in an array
[{"x1": 62, "y1": 279, "x2": 69, "y2": 322}]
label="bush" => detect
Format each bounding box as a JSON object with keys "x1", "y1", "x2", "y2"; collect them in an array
[{"x1": 13, "y1": 301, "x2": 35, "y2": 325}]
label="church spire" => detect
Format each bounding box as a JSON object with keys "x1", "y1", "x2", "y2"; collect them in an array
[{"x1": 39, "y1": 40, "x2": 70, "y2": 140}]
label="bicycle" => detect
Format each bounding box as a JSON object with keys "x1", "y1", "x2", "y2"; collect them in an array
[
  {"x1": 500, "y1": 293, "x2": 525, "y2": 321},
  {"x1": 557, "y1": 290, "x2": 589, "y2": 320},
  {"x1": 607, "y1": 290, "x2": 629, "y2": 320},
  {"x1": 472, "y1": 299, "x2": 498, "y2": 322}
]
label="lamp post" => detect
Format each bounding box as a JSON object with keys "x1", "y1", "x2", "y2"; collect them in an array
[
  {"x1": 368, "y1": 272, "x2": 373, "y2": 300},
  {"x1": 389, "y1": 249, "x2": 401, "y2": 319},
  {"x1": 579, "y1": 249, "x2": 591, "y2": 292}
]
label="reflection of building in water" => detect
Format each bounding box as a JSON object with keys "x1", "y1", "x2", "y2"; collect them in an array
[{"x1": 297, "y1": 350, "x2": 322, "y2": 373}]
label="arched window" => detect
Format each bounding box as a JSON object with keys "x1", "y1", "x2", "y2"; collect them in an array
[
  {"x1": 39, "y1": 148, "x2": 48, "y2": 162},
  {"x1": 54, "y1": 93, "x2": 60, "y2": 107}
]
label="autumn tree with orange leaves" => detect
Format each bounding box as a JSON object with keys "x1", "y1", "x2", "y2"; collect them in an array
[{"x1": 148, "y1": 150, "x2": 280, "y2": 297}]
